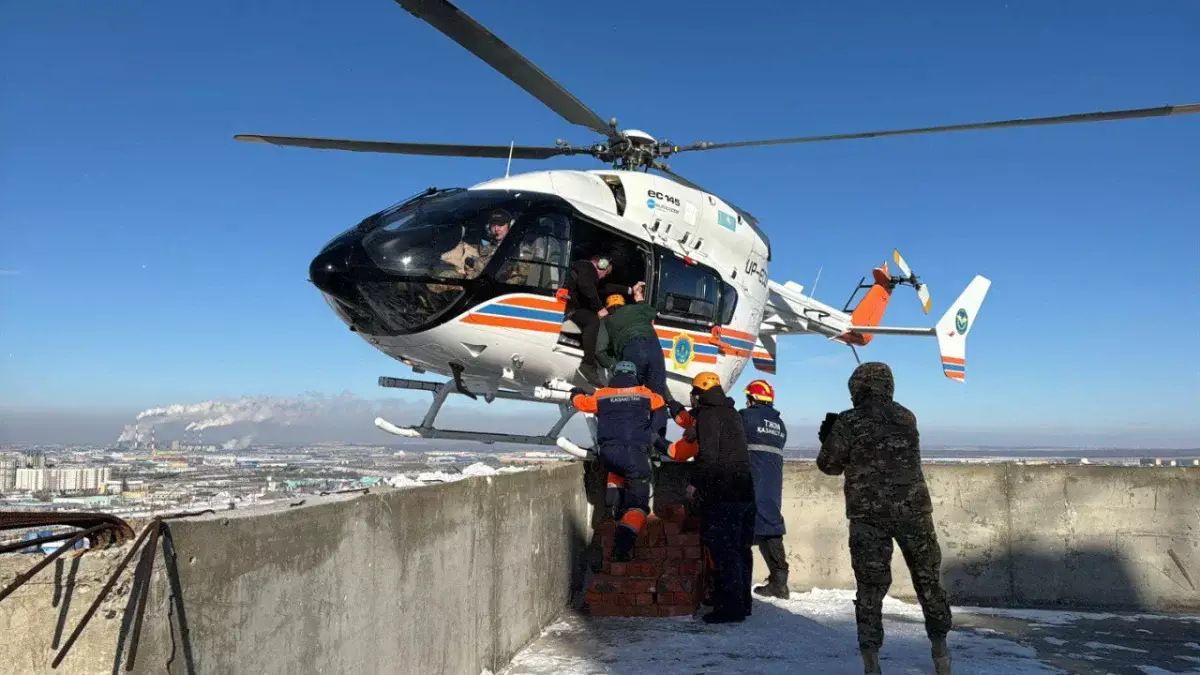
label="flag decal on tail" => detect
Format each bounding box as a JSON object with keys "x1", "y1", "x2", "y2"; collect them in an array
[{"x1": 955, "y1": 309, "x2": 969, "y2": 335}]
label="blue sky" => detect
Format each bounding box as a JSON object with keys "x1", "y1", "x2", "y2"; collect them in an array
[{"x1": 1, "y1": 0, "x2": 1197, "y2": 446}]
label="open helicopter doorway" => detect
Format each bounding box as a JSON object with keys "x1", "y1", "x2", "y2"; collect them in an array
[{"x1": 554, "y1": 214, "x2": 652, "y2": 358}]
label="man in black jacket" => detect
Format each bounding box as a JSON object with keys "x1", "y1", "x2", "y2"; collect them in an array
[
  {"x1": 563, "y1": 254, "x2": 632, "y2": 388},
  {"x1": 680, "y1": 371, "x2": 757, "y2": 624}
]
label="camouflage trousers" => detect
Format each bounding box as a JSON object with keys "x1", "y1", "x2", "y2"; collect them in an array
[{"x1": 849, "y1": 514, "x2": 952, "y2": 650}]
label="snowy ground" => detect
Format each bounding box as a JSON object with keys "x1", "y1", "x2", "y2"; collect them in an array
[
  {"x1": 500, "y1": 589, "x2": 1200, "y2": 675},
  {"x1": 386, "y1": 461, "x2": 527, "y2": 487}
]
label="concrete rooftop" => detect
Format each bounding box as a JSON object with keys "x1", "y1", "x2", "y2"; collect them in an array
[{"x1": 502, "y1": 589, "x2": 1200, "y2": 675}]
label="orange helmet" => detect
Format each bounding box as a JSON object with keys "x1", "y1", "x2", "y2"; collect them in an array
[
  {"x1": 745, "y1": 379, "x2": 775, "y2": 403},
  {"x1": 692, "y1": 371, "x2": 722, "y2": 392},
  {"x1": 605, "y1": 294, "x2": 625, "y2": 309}
]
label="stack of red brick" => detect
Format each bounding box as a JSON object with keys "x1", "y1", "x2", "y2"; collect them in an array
[{"x1": 585, "y1": 513, "x2": 708, "y2": 617}]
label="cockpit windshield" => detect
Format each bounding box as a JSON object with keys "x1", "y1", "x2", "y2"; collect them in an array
[{"x1": 362, "y1": 190, "x2": 527, "y2": 282}]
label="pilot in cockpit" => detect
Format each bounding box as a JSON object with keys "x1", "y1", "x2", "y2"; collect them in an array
[{"x1": 436, "y1": 208, "x2": 513, "y2": 281}]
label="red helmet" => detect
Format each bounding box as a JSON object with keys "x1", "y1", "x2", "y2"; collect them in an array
[{"x1": 745, "y1": 379, "x2": 775, "y2": 403}]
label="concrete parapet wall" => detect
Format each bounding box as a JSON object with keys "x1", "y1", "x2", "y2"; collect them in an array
[
  {"x1": 2, "y1": 462, "x2": 589, "y2": 675},
  {"x1": 771, "y1": 463, "x2": 1200, "y2": 611}
]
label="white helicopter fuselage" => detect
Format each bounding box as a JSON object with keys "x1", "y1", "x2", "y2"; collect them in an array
[{"x1": 345, "y1": 169, "x2": 776, "y2": 403}]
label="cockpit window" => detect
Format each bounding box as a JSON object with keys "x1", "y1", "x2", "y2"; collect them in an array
[
  {"x1": 655, "y1": 252, "x2": 720, "y2": 326},
  {"x1": 361, "y1": 191, "x2": 526, "y2": 281},
  {"x1": 494, "y1": 213, "x2": 571, "y2": 290}
]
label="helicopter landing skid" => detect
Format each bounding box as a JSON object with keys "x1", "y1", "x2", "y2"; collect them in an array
[{"x1": 374, "y1": 376, "x2": 590, "y2": 457}]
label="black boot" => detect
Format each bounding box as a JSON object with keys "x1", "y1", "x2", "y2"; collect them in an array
[
  {"x1": 753, "y1": 570, "x2": 789, "y2": 599},
  {"x1": 576, "y1": 362, "x2": 604, "y2": 389},
  {"x1": 702, "y1": 609, "x2": 746, "y2": 624},
  {"x1": 612, "y1": 526, "x2": 636, "y2": 562},
  {"x1": 932, "y1": 636, "x2": 951, "y2": 674}
]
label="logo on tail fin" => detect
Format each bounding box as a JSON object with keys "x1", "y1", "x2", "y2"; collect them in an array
[{"x1": 955, "y1": 308, "x2": 969, "y2": 335}]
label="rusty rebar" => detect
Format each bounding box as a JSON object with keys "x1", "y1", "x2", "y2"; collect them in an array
[
  {"x1": 0, "y1": 511, "x2": 135, "y2": 546},
  {"x1": 0, "y1": 524, "x2": 107, "y2": 604},
  {"x1": 0, "y1": 530, "x2": 87, "y2": 556},
  {"x1": 49, "y1": 521, "x2": 157, "y2": 668},
  {"x1": 50, "y1": 508, "x2": 214, "y2": 670},
  {"x1": 122, "y1": 524, "x2": 162, "y2": 671}
]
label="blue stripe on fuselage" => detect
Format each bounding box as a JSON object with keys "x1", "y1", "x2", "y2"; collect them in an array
[{"x1": 476, "y1": 304, "x2": 563, "y2": 323}]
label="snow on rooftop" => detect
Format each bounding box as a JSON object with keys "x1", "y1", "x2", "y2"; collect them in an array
[
  {"x1": 386, "y1": 462, "x2": 527, "y2": 488},
  {"x1": 502, "y1": 589, "x2": 1058, "y2": 675},
  {"x1": 502, "y1": 589, "x2": 1200, "y2": 675}
]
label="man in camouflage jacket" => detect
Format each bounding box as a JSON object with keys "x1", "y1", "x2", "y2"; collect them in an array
[{"x1": 817, "y1": 362, "x2": 952, "y2": 675}]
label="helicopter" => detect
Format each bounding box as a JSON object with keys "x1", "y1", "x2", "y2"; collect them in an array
[{"x1": 235, "y1": 0, "x2": 1198, "y2": 453}]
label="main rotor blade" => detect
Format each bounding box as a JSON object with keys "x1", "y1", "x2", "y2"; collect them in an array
[
  {"x1": 393, "y1": 0, "x2": 612, "y2": 136},
  {"x1": 679, "y1": 103, "x2": 1200, "y2": 152},
  {"x1": 234, "y1": 134, "x2": 573, "y2": 159}
]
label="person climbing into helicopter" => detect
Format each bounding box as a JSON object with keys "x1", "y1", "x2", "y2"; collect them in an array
[
  {"x1": 568, "y1": 360, "x2": 668, "y2": 561},
  {"x1": 562, "y1": 253, "x2": 635, "y2": 389},
  {"x1": 740, "y1": 379, "x2": 791, "y2": 599},
  {"x1": 598, "y1": 283, "x2": 669, "y2": 440}
]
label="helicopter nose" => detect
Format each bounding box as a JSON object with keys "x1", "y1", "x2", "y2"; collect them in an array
[{"x1": 309, "y1": 238, "x2": 356, "y2": 300}]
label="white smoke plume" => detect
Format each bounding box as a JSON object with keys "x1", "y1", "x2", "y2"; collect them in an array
[
  {"x1": 111, "y1": 391, "x2": 589, "y2": 445},
  {"x1": 221, "y1": 435, "x2": 256, "y2": 451},
  {"x1": 117, "y1": 393, "x2": 384, "y2": 442}
]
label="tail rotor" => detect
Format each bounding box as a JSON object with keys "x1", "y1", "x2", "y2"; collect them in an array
[{"x1": 893, "y1": 249, "x2": 932, "y2": 314}]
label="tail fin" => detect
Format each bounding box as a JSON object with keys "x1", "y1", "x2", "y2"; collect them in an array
[{"x1": 935, "y1": 276, "x2": 991, "y2": 381}]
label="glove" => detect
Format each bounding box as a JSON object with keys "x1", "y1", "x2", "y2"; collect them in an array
[
  {"x1": 818, "y1": 412, "x2": 840, "y2": 444},
  {"x1": 568, "y1": 387, "x2": 586, "y2": 399},
  {"x1": 653, "y1": 436, "x2": 672, "y2": 457},
  {"x1": 666, "y1": 399, "x2": 685, "y2": 419}
]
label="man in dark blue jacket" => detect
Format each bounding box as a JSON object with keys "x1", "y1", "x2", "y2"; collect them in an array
[
  {"x1": 570, "y1": 361, "x2": 667, "y2": 561},
  {"x1": 741, "y1": 379, "x2": 790, "y2": 599}
]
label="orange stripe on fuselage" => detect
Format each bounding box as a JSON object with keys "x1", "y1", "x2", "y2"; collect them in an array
[
  {"x1": 462, "y1": 314, "x2": 560, "y2": 333},
  {"x1": 655, "y1": 327, "x2": 720, "y2": 346},
  {"x1": 716, "y1": 327, "x2": 755, "y2": 340}
]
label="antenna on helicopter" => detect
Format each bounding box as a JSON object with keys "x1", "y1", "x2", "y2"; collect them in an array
[
  {"x1": 505, "y1": 139, "x2": 515, "y2": 178},
  {"x1": 811, "y1": 266, "x2": 823, "y2": 299}
]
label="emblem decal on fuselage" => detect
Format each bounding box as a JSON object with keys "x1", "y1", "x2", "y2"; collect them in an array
[{"x1": 671, "y1": 333, "x2": 695, "y2": 371}]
